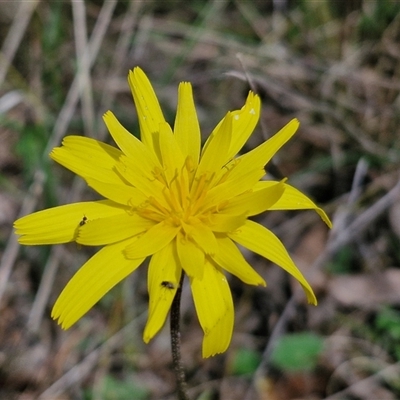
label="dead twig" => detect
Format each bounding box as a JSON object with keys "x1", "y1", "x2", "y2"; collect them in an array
[{"x1": 0, "y1": 1, "x2": 39, "y2": 88}]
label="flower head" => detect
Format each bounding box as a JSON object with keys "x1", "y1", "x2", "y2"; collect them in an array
[{"x1": 14, "y1": 67, "x2": 331, "y2": 357}]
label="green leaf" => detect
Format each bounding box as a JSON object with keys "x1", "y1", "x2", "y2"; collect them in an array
[
  {"x1": 231, "y1": 348, "x2": 261, "y2": 376},
  {"x1": 270, "y1": 332, "x2": 324, "y2": 372},
  {"x1": 99, "y1": 375, "x2": 149, "y2": 400},
  {"x1": 376, "y1": 307, "x2": 400, "y2": 339}
]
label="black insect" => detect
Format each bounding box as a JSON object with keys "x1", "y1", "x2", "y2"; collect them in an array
[
  {"x1": 161, "y1": 281, "x2": 177, "y2": 290},
  {"x1": 79, "y1": 216, "x2": 88, "y2": 226}
]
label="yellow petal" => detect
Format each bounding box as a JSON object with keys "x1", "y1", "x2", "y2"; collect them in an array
[
  {"x1": 208, "y1": 212, "x2": 247, "y2": 233},
  {"x1": 203, "y1": 167, "x2": 265, "y2": 210},
  {"x1": 116, "y1": 155, "x2": 166, "y2": 204},
  {"x1": 174, "y1": 82, "x2": 201, "y2": 166},
  {"x1": 188, "y1": 221, "x2": 218, "y2": 255},
  {"x1": 226, "y1": 118, "x2": 299, "y2": 181},
  {"x1": 85, "y1": 177, "x2": 147, "y2": 206},
  {"x1": 203, "y1": 91, "x2": 260, "y2": 161},
  {"x1": 128, "y1": 67, "x2": 165, "y2": 155},
  {"x1": 52, "y1": 135, "x2": 121, "y2": 167},
  {"x1": 124, "y1": 221, "x2": 179, "y2": 259},
  {"x1": 77, "y1": 212, "x2": 155, "y2": 245},
  {"x1": 144, "y1": 242, "x2": 182, "y2": 343},
  {"x1": 158, "y1": 121, "x2": 185, "y2": 184},
  {"x1": 227, "y1": 91, "x2": 261, "y2": 159},
  {"x1": 190, "y1": 260, "x2": 234, "y2": 357},
  {"x1": 50, "y1": 136, "x2": 123, "y2": 184},
  {"x1": 256, "y1": 181, "x2": 332, "y2": 228},
  {"x1": 103, "y1": 111, "x2": 161, "y2": 170},
  {"x1": 203, "y1": 120, "x2": 298, "y2": 209},
  {"x1": 213, "y1": 236, "x2": 266, "y2": 286},
  {"x1": 14, "y1": 200, "x2": 128, "y2": 245},
  {"x1": 229, "y1": 220, "x2": 317, "y2": 305},
  {"x1": 198, "y1": 112, "x2": 232, "y2": 175},
  {"x1": 223, "y1": 180, "x2": 285, "y2": 216},
  {"x1": 52, "y1": 238, "x2": 144, "y2": 329},
  {"x1": 176, "y1": 232, "x2": 204, "y2": 280}
]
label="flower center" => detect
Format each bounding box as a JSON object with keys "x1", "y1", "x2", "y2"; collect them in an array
[{"x1": 137, "y1": 156, "x2": 228, "y2": 228}]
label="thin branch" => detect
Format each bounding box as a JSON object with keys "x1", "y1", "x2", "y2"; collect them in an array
[
  {"x1": 72, "y1": 0, "x2": 95, "y2": 138},
  {"x1": 0, "y1": 0, "x2": 39, "y2": 87}
]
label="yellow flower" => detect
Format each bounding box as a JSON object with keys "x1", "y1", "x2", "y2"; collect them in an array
[{"x1": 14, "y1": 67, "x2": 331, "y2": 357}]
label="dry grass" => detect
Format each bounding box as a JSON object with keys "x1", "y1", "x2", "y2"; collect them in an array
[{"x1": 1, "y1": 1, "x2": 400, "y2": 399}]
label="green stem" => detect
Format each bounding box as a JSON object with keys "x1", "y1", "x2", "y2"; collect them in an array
[{"x1": 170, "y1": 273, "x2": 189, "y2": 400}]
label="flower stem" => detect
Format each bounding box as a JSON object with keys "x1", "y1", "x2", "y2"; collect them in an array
[{"x1": 170, "y1": 273, "x2": 189, "y2": 400}]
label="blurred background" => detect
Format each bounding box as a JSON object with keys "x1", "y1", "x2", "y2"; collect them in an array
[{"x1": 1, "y1": 1, "x2": 400, "y2": 399}]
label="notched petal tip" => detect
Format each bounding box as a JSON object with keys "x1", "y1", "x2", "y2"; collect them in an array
[
  {"x1": 178, "y1": 81, "x2": 192, "y2": 89},
  {"x1": 51, "y1": 309, "x2": 69, "y2": 330},
  {"x1": 129, "y1": 66, "x2": 145, "y2": 79},
  {"x1": 142, "y1": 332, "x2": 152, "y2": 344},
  {"x1": 245, "y1": 90, "x2": 261, "y2": 113},
  {"x1": 306, "y1": 290, "x2": 318, "y2": 306}
]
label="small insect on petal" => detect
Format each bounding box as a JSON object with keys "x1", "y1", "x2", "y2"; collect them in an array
[
  {"x1": 161, "y1": 281, "x2": 179, "y2": 290},
  {"x1": 79, "y1": 215, "x2": 88, "y2": 226}
]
